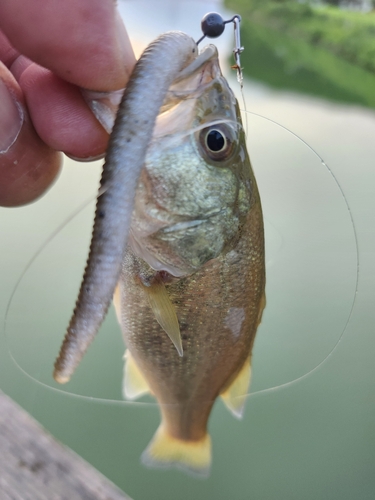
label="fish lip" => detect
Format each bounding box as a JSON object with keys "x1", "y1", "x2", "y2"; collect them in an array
[
  {"x1": 161, "y1": 45, "x2": 221, "y2": 110},
  {"x1": 173, "y1": 45, "x2": 218, "y2": 83}
]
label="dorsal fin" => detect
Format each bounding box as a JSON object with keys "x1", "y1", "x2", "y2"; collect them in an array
[
  {"x1": 143, "y1": 278, "x2": 183, "y2": 356},
  {"x1": 220, "y1": 357, "x2": 252, "y2": 419}
]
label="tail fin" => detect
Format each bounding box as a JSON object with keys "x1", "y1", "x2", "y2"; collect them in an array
[{"x1": 141, "y1": 425, "x2": 211, "y2": 478}]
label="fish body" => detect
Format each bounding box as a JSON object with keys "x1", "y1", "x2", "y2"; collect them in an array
[
  {"x1": 53, "y1": 32, "x2": 265, "y2": 476},
  {"x1": 115, "y1": 45, "x2": 265, "y2": 475}
]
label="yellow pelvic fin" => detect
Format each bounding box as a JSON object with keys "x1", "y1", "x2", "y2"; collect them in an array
[
  {"x1": 142, "y1": 424, "x2": 211, "y2": 478},
  {"x1": 123, "y1": 350, "x2": 151, "y2": 400},
  {"x1": 220, "y1": 357, "x2": 252, "y2": 419},
  {"x1": 143, "y1": 279, "x2": 183, "y2": 357},
  {"x1": 113, "y1": 284, "x2": 122, "y2": 324}
]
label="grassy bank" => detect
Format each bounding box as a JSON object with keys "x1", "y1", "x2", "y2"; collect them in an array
[{"x1": 225, "y1": 0, "x2": 375, "y2": 107}]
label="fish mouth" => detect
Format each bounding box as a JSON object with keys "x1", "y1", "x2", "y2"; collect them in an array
[
  {"x1": 173, "y1": 45, "x2": 220, "y2": 86},
  {"x1": 160, "y1": 45, "x2": 222, "y2": 113},
  {"x1": 153, "y1": 43, "x2": 237, "y2": 148}
]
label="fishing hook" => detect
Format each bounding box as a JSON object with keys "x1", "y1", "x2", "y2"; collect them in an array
[{"x1": 196, "y1": 12, "x2": 244, "y2": 86}]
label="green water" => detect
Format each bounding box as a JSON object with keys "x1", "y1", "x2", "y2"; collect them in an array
[{"x1": 1, "y1": 2, "x2": 375, "y2": 499}]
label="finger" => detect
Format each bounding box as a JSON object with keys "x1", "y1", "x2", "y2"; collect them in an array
[
  {"x1": 0, "y1": 32, "x2": 110, "y2": 159},
  {"x1": 0, "y1": 0, "x2": 136, "y2": 91},
  {"x1": 0, "y1": 30, "x2": 19, "y2": 68},
  {"x1": 20, "y1": 63, "x2": 109, "y2": 158},
  {"x1": 0, "y1": 29, "x2": 35, "y2": 81},
  {"x1": 0, "y1": 64, "x2": 62, "y2": 207}
]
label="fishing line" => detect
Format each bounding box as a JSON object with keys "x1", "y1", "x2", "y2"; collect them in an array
[
  {"x1": 240, "y1": 87, "x2": 249, "y2": 139},
  {"x1": 1, "y1": 4, "x2": 359, "y2": 404},
  {"x1": 3, "y1": 183, "x2": 109, "y2": 339},
  {"x1": 240, "y1": 112, "x2": 359, "y2": 400},
  {"x1": 2, "y1": 109, "x2": 357, "y2": 407}
]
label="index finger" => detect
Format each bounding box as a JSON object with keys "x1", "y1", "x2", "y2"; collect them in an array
[{"x1": 0, "y1": 0, "x2": 136, "y2": 91}]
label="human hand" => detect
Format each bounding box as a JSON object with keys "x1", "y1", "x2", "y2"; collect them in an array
[{"x1": 0, "y1": 0, "x2": 136, "y2": 207}]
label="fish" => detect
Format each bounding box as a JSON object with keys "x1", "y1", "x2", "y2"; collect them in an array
[{"x1": 53, "y1": 31, "x2": 265, "y2": 477}]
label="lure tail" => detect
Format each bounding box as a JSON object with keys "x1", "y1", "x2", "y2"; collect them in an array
[{"x1": 141, "y1": 424, "x2": 211, "y2": 478}]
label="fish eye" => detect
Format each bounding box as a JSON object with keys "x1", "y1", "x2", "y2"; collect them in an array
[
  {"x1": 199, "y1": 124, "x2": 236, "y2": 162},
  {"x1": 206, "y1": 129, "x2": 225, "y2": 152}
]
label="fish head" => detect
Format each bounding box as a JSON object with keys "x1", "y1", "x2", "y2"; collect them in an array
[{"x1": 129, "y1": 45, "x2": 254, "y2": 278}]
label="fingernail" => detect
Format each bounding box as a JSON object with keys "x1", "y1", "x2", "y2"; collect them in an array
[
  {"x1": 66, "y1": 152, "x2": 105, "y2": 162},
  {"x1": 81, "y1": 88, "x2": 124, "y2": 134},
  {"x1": 0, "y1": 80, "x2": 23, "y2": 153}
]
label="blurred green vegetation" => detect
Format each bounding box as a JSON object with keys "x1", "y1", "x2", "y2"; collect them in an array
[{"x1": 225, "y1": 0, "x2": 375, "y2": 107}]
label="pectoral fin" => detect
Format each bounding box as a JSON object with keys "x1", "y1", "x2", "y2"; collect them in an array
[
  {"x1": 220, "y1": 357, "x2": 251, "y2": 419},
  {"x1": 123, "y1": 350, "x2": 151, "y2": 400},
  {"x1": 143, "y1": 279, "x2": 183, "y2": 357}
]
